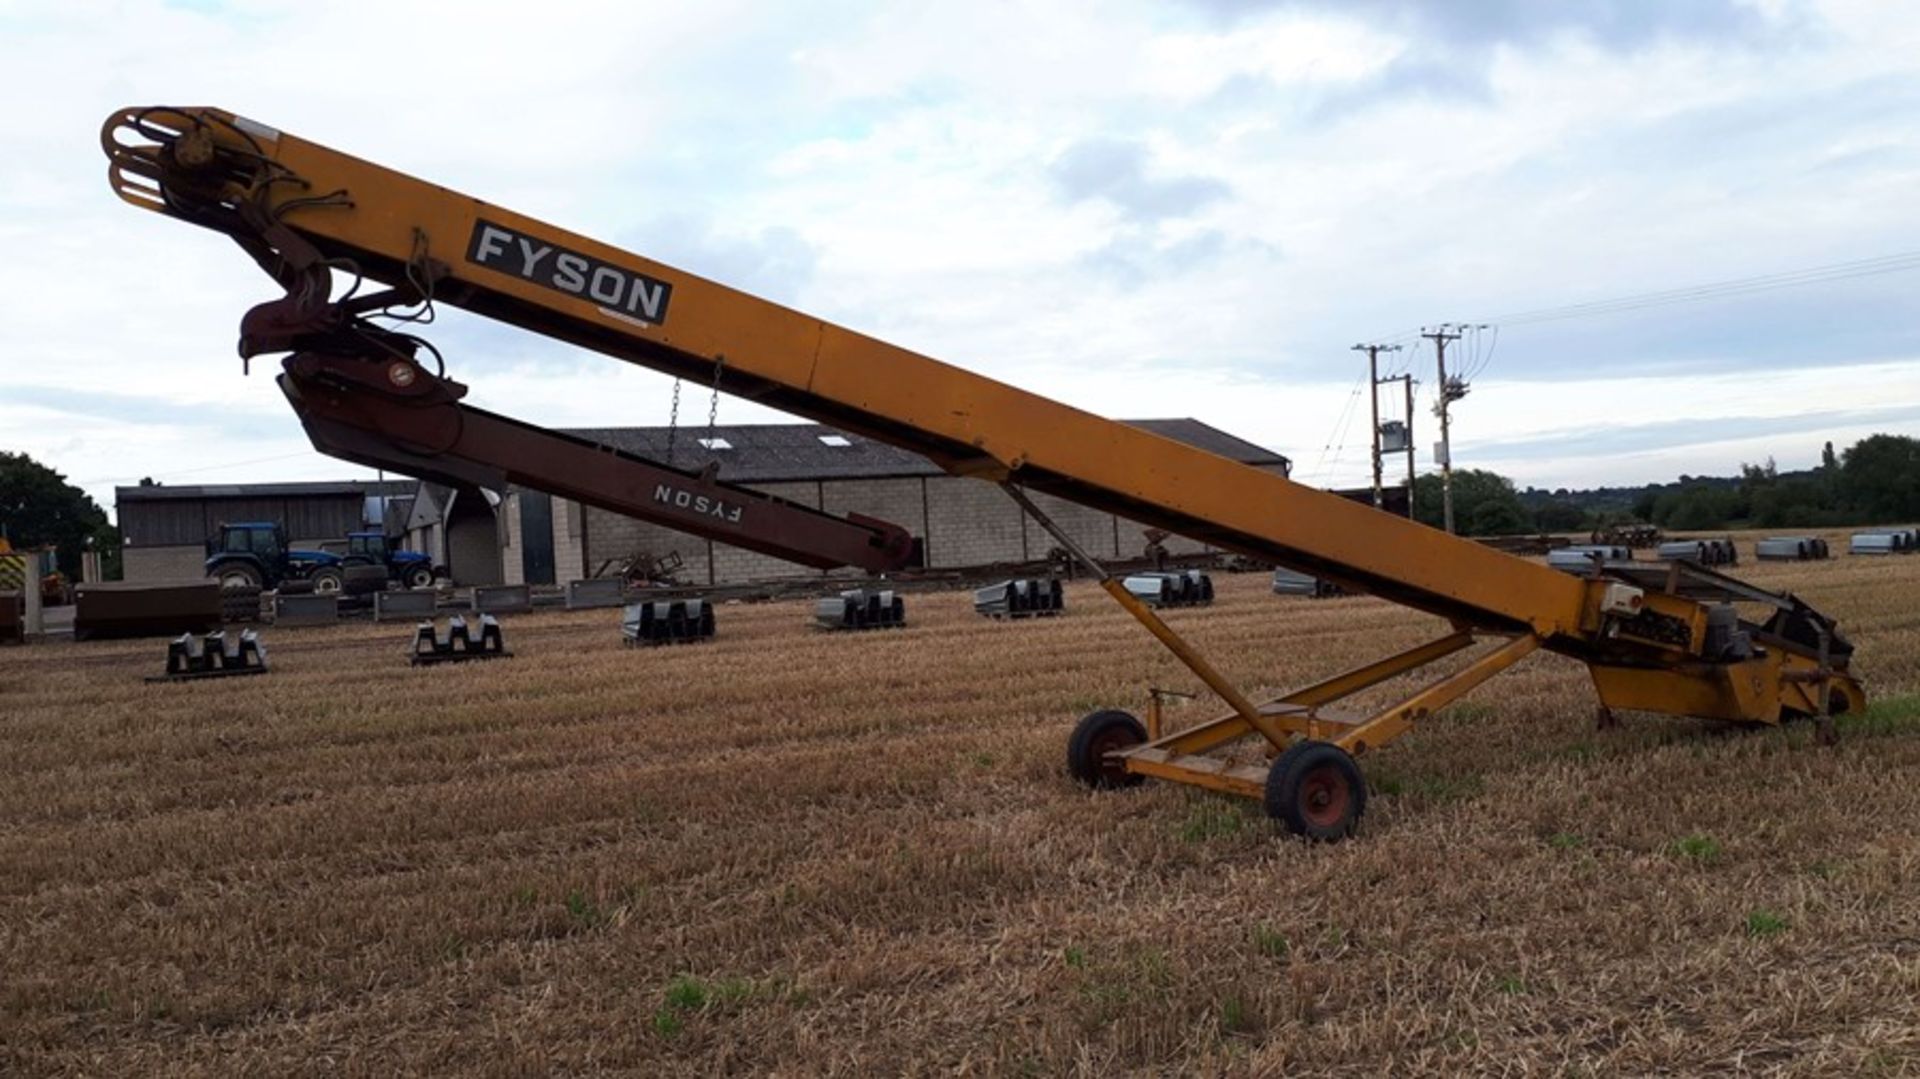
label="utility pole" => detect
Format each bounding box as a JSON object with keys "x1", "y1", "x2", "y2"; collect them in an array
[
  {"x1": 1352, "y1": 342, "x2": 1403, "y2": 510},
  {"x1": 1423, "y1": 325, "x2": 1465, "y2": 533},
  {"x1": 1400, "y1": 374, "x2": 1416, "y2": 518}
]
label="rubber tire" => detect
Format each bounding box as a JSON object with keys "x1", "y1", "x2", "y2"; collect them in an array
[
  {"x1": 402, "y1": 564, "x2": 434, "y2": 590},
  {"x1": 1067, "y1": 709, "x2": 1147, "y2": 789},
  {"x1": 214, "y1": 563, "x2": 263, "y2": 591},
  {"x1": 1265, "y1": 741, "x2": 1367, "y2": 842},
  {"x1": 309, "y1": 568, "x2": 344, "y2": 596}
]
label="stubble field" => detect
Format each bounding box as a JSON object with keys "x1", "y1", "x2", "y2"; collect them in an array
[{"x1": 3, "y1": 541, "x2": 1919, "y2": 1075}]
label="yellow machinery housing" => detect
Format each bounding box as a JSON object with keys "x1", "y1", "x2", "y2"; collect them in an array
[{"x1": 103, "y1": 107, "x2": 1866, "y2": 838}]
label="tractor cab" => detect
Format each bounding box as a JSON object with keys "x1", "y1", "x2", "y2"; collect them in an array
[
  {"x1": 205, "y1": 521, "x2": 345, "y2": 593},
  {"x1": 344, "y1": 530, "x2": 438, "y2": 589},
  {"x1": 210, "y1": 521, "x2": 285, "y2": 563},
  {"x1": 345, "y1": 531, "x2": 393, "y2": 562}
]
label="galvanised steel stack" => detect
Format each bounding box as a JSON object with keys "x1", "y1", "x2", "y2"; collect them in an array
[
  {"x1": 1755, "y1": 536, "x2": 1830, "y2": 561},
  {"x1": 410, "y1": 614, "x2": 510, "y2": 664},
  {"x1": 622, "y1": 599, "x2": 716, "y2": 645},
  {"x1": 974, "y1": 578, "x2": 1066, "y2": 619},
  {"x1": 1122, "y1": 569, "x2": 1214, "y2": 608},
  {"x1": 1849, "y1": 530, "x2": 1914, "y2": 555},
  {"x1": 149, "y1": 629, "x2": 269, "y2": 682},
  {"x1": 815, "y1": 588, "x2": 907, "y2": 630},
  {"x1": 1270, "y1": 567, "x2": 1340, "y2": 598},
  {"x1": 1546, "y1": 545, "x2": 1632, "y2": 573},
  {"x1": 1656, "y1": 538, "x2": 1738, "y2": 566}
]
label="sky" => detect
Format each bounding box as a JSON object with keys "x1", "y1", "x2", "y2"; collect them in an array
[{"x1": 3, "y1": 0, "x2": 1919, "y2": 517}]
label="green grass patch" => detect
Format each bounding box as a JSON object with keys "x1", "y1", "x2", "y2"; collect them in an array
[
  {"x1": 1372, "y1": 772, "x2": 1484, "y2": 804},
  {"x1": 1546, "y1": 831, "x2": 1584, "y2": 850},
  {"x1": 1668, "y1": 834, "x2": 1723, "y2": 863},
  {"x1": 1179, "y1": 798, "x2": 1247, "y2": 842},
  {"x1": 564, "y1": 890, "x2": 605, "y2": 928},
  {"x1": 1219, "y1": 994, "x2": 1256, "y2": 1035},
  {"x1": 1745, "y1": 909, "x2": 1789, "y2": 938},
  {"x1": 1837, "y1": 693, "x2": 1920, "y2": 737},
  {"x1": 1252, "y1": 925, "x2": 1290, "y2": 959},
  {"x1": 664, "y1": 975, "x2": 708, "y2": 1011},
  {"x1": 1448, "y1": 702, "x2": 1496, "y2": 725},
  {"x1": 1070, "y1": 947, "x2": 1177, "y2": 1029},
  {"x1": 1558, "y1": 741, "x2": 1599, "y2": 763}
]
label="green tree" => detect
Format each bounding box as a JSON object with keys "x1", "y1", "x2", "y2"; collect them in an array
[
  {"x1": 0, "y1": 452, "x2": 112, "y2": 578},
  {"x1": 1630, "y1": 490, "x2": 1658, "y2": 522},
  {"x1": 1413, "y1": 469, "x2": 1531, "y2": 535},
  {"x1": 1750, "y1": 475, "x2": 1837, "y2": 528},
  {"x1": 1839, "y1": 434, "x2": 1920, "y2": 523},
  {"x1": 1651, "y1": 484, "x2": 1741, "y2": 530},
  {"x1": 1531, "y1": 499, "x2": 1588, "y2": 533}
]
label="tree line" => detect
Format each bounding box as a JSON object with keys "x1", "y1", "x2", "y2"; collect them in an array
[
  {"x1": 1415, "y1": 434, "x2": 1920, "y2": 536},
  {"x1": 4, "y1": 434, "x2": 1917, "y2": 572}
]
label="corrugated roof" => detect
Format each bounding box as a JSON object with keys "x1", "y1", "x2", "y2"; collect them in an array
[
  {"x1": 116, "y1": 479, "x2": 419, "y2": 502},
  {"x1": 1125, "y1": 419, "x2": 1289, "y2": 469},
  {"x1": 558, "y1": 419, "x2": 1288, "y2": 484}
]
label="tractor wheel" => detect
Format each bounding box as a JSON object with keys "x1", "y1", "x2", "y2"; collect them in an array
[
  {"x1": 402, "y1": 564, "x2": 434, "y2": 590},
  {"x1": 309, "y1": 568, "x2": 345, "y2": 595},
  {"x1": 215, "y1": 563, "x2": 263, "y2": 591},
  {"x1": 1067, "y1": 709, "x2": 1147, "y2": 789},
  {"x1": 1265, "y1": 741, "x2": 1366, "y2": 841}
]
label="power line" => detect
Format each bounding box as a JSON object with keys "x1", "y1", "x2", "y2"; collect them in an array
[
  {"x1": 75, "y1": 450, "x2": 318, "y2": 487},
  {"x1": 1361, "y1": 247, "x2": 1920, "y2": 366},
  {"x1": 1307, "y1": 374, "x2": 1366, "y2": 486},
  {"x1": 1485, "y1": 249, "x2": 1920, "y2": 327}
]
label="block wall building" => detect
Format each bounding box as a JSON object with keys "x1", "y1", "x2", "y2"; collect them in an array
[{"x1": 448, "y1": 419, "x2": 1294, "y2": 587}]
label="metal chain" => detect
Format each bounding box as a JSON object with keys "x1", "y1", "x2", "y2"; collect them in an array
[
  {"x1": 665, "y1": 377, "x2": 682, "y2": 466},
  {"x1": 705, "y1": 354, "x2": 725, "y2": 450}
]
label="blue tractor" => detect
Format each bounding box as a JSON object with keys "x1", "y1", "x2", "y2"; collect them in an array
[
  {"x1": 205, "y1": 521, "x2": 347, "y2": 593},
  {"x1": 341, "y1": 531, "x2": 439, "y2": 590}
]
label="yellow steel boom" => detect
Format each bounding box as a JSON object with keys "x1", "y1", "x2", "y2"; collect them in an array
[{"x1": 104, "y1": 106, "x2": 1865, "y2": 838}]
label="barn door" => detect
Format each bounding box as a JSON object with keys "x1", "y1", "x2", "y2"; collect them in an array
[{"x1": 519, "y1": 491, "x2": 556, "y2": 585}]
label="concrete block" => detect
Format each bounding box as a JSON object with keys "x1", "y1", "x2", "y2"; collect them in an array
[
  {"x1": 472, "y1": 584, "x2": 532, "y2": 614},
  {"x1": 375, "y1": 589, "x2": 439, "y2": 622},
  {"x1": 275, "y1": 593, "x2": 339, "y2": 626},
  {"x1": 565, "y1": 578, "x2": 626, "y2": 610}
]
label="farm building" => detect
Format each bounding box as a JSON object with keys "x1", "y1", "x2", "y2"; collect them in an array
[
  {"x1": 115, "y1": 480, "x2": 417, "y2": 582},
  {"x1": 403, "y1": 419, "x2": 1296, "y2": 587}
]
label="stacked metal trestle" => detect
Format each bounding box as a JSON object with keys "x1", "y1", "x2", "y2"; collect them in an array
[
  {"x1": 411, "y1": 615, "x2": 510, "y2": 665},
  {"x1": 1122, "y1": 570, "x2": 1214, "y2": 608},
  {"x1": 974, "y1": 578, "x2": 1066, "y2": 618},
  {"x1": 815, "y1": 588, "x2": 907, "y2": 630},
  {"x1": 150, "y1": 630, "x2": 269, "y2": 682},
  {"x1": 622, "y1": 599, "x2": 717, "y2": 646}
]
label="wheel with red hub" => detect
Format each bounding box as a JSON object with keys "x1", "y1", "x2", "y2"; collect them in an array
[
  {"x1": 1067, "y1": 710, "x2": 1147, "y2": 789},
  {"x1": 1265, "y1": 741, "x2": 1366, "y2": 841}
]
